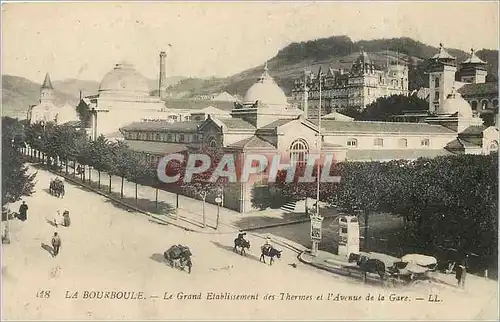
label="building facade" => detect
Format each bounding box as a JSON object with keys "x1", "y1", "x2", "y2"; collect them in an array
[
  {"x1": 27, "y1": 73, "x2": 79, "y2": 126},
  {"x1": 291, "y1": 50, "x2": 409, "y2": 118},
  {"x1": 121, "y1": 63, "x2": 498, "y2": 213},
  {"x1": 427, "y1": 44, "x2": 498, "y2": 124}
]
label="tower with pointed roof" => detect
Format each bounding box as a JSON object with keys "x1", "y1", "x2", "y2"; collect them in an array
[
  {"x1": 40, "y1": 72, "x2": 54, "y2": 104},
  {"x1": 458, "y1": 48, "x2": 487, "y2": 84},
  {"x1": 428, "y1": 43, "x2": 457, "y2": 114}
]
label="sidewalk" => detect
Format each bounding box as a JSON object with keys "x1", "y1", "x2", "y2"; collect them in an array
[{"x1": 30, "y1": 160, "x2": 329, "y2": 236}]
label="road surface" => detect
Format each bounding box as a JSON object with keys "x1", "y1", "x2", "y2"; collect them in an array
[{"x1": 2, "y1": 166, "x2": 497, "y2": 320}]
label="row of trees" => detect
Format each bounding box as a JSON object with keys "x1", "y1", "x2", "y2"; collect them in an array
[{"x1": 14, "y1": 118, "x2": 228, "y2": 228}]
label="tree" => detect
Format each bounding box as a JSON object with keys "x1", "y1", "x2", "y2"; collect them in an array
[
  {"x1": 89, "y1": 135, "x2": 113, "y2": 189},
  {"x1": 357, "y1": 94, "x2": 428, "y2": 122},
  {"x1": 124, "y1": 152, "x2": 147, "y2": 204},
  {"x1": 178, "y1": 149, "x2": 228, "y2": 228},
  {"x1": 2, "y1": 117, "x2": 37, "y2": 207},
  {"x1": 109, "y1": 141, "x2": 134, "y2": 199}
]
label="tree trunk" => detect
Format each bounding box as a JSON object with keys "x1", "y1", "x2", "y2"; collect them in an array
[
  {"x1": 120, "y1": 177, "x2": 124, "y2": 199},
  {"x1": 135, "y1": 182, "x2": 138, "y2": 204},
  {"x1": 364, "y1": 210, "x2": 369, "y2": 252},
  {"x1": 202, "y1": 194, "x2": 206, "y2": 228},
  {"x1": 109, "y1": 175, "x2": 112, "y2": 193},
  {"x1": 88, "y1": 166, "x2": 92, "y2": 183},
  {"x1": 73, "y1": 161, "x2": 76, "y2": 176},
  {"x1": 98, "y1": 171, "x2": 101, "y2": 189},
  {"x1": 65, "y1": 160, "x2": 68, "y2": 174},
  {"x1": 155, "y1": 188, "x2": 158, "y2": 209},
  {"x1": 176, "y1": 194, "x2": 179, "y2": 208}
]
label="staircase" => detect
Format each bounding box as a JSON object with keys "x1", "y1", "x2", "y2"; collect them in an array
[{"x1": 280, "y1": 200, "x2": 299, "y2": 213}]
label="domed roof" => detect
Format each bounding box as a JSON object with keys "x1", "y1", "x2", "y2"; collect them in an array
[
  {"x1": 243, "y1": 62, "x2": 288, "y2": 108},
  {"x1": 99, "y1": 62, "x2": 150, "y2": 97},
  {"x1": 436, "y1": 88, "x2": 473, "y2": 118}
]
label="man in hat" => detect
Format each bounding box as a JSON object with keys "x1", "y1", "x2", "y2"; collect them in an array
[
  {"x1": 51, "y1": 232, "x2": 61, "y2": 257},
  {"x1": 18, "y1": 201, "x2": 28, "y2": 221}
]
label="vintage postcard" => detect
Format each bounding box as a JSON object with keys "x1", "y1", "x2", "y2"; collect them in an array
[{"x1": 1, "y1": 1, "x2": 499, "y2": 320}]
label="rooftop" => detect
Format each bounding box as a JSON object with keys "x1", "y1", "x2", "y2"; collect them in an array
[
  {"x1": 227, "y1": 136, "x2": 276, "y2": 150},
  {"x1": 310, "y1": 120, "x2": 456, "y2": 134},
  {"x1": 217, "y1": 118, "x2": 256, "y2": 131},
  {"x1": 120, "y1": 121, "x2": 200, "y2": 132},
  {"x1": 124, "y1": 140, "x2": 188, "y2": 155},
  {"x1": 164, "y1": 99, "x2": 235, "y2": 111},
  {"x1": 457, "y1": 82, "x2": 498, "y2": 97}
]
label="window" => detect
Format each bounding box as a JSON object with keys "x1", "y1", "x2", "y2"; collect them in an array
[
  {"x1": 493, "y1": 99, "x2": 499, "y2": 109},
  {"x1": 155, "y1": 133, "x2": 161, "y2": 141},
  {"x1": 347, "y1": 138, "x2": 358, "y2": 147},
  {"x1": 471, "y1": 101, "x2": 478, "y2": 110},
  {"x1": 481, "y1": 100, "x2": 489, "y2": 109},
  {"x1": 421, "y1": 138, "x2": 430, "y2": 147},
  {"x1": 179, "y1": 134, "x2": 185, "y2": 142},
  {"x1": 146, "y1": 132, "x2": 153, "y2": 141},
  {"x1": 398, "y1": 138, "x2": 408, "y2": 148},
  {"x1": 289, "y1": 139, "x2": 309, "y2": 165},
  {"x1": 167, "y1": 133, "x2": 173, "y2": 142},
  {"x1": 435, "y1": 91, "x2": 440, "y2": 101},
  {"x1": 193, "y1": 135, "x2": 199, "y2": 142},
  {"x1": 184, "y1": 116, "x2": 191, "y2": 121},
  {"x1": 209, "y1": 138, "x2": 217, "y2": 148},
  {"x1": 341, "y1": 227, "x2": 348, "y2": 234},
  {"x1": 434, "y1": 77, "x2": 440, "y2": 88},
  {"x1": 374, "y1": 138, "x2": 384, "y2": 147}
]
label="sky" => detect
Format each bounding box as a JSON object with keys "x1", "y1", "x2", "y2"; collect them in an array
[{"x1": 2, "y1": 1, "x2": 499, "y2": 83}]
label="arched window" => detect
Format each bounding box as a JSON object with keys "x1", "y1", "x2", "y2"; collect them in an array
[
  {"x1": 481, "y1": 100, "x2": 489, "y2": 109},
  {"x1": 155, "y1": 133, "x2": 161, "y2": 141},
  {"x1": 434, "y1": 77, "x2": 440, "y2": 88},
  {"x1": 167, "y1": 133, "x2": 173, "y2": 142},
  {"x1": 471, "y1": 101, "x2": 478, "y2": 110},
  {"x1": 289, "y1": 139, "x2": 309, "y2": 165},
  {"x1": 374, "y1": 138, "x2": 384, "y2": 147},
  {"x1": 398, "y1": 138, "x2": 408, "y2": 148},
  {"x1": 493, "y1": 99, "x2": 499, "y2": 109},
  {"x1": 489, "y1": 141, "x2": 498, "y2": 153},
  {"x1": 209, "y1": 138, "x2": 217, "y2": 148},
  {"x1": 347, "y1": 138, "x2": 357, "y2": 147},
  {"x1": 421, "y1": 138, "x2": 430, "y2": 147},
  {"x1": 179, "y1": 134, "x2": 185, "y2": 142}
]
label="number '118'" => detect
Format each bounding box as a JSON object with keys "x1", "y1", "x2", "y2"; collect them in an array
[{"x1": 36, "y1": 290, "x2": 51, "y2": 298}]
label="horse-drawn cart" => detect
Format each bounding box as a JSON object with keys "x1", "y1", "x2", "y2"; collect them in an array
[
  {"x1": 387, "y1": 254, "x2": 438, "y2": 286},
  {"x1": 164, "y1": 245, "x2": 192, "y2": 274},
  {"x1": 49, "y1": 178, "x2": 65, "y2": 198}
]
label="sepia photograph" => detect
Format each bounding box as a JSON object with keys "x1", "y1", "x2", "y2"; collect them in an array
[{"x1": 1, "y1": 1, "x2": 499, "y2": 320}]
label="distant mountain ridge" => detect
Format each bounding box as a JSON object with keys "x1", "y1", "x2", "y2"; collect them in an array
[
  {"x1": 167, "y1": 36, "x2": 498, "y2": 98},
  {"x1": 3, "y1": 36, "x2": 498, "y2": 118}
]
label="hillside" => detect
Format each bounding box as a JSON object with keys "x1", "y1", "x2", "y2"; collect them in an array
[
  {"x1": 167, "y1": 36, "x2": 498, "y2": 98},
  {"x1": 2, "y1": 75, "x2": 78, "y2": 119}
]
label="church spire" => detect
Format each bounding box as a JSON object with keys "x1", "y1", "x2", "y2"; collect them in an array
[{"x1": 41, "y1": 73, "x2": 54, "y2": 89}]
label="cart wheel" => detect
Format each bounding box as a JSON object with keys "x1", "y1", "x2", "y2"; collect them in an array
[{"x1": 410, "y1": 279, "x2": 423, "y2": 287}]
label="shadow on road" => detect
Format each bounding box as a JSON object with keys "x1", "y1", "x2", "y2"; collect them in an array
[
  {"x1": 150, "y1": 253, "x2": 166, "y2": 264},
  {"x1": 46, "y1": 219, "x2": 58, "y2": 228},
  {"x1": 41, "y1": 243, "x2": 53, "y2": 256},
  {"x1": 210, "y1": 241, "x2": 261, "y2": 263}
]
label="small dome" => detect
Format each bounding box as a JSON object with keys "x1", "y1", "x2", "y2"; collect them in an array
[
  {"x1": 243, "y1": 62, "x2": 288, "y2": 107},
  {"x1": 99, "y1": 62, "x2": 150, "y2": 97},
  {"x1": 437, "y1": 89, "x2": 473, "y2": 118}
]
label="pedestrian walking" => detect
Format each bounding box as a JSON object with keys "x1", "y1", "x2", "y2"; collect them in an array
[
  {"x1": 51, "y1": 232, "x2": 61, "y2": 257},
  {"x1": 455, "y1": 253, "x2": 468, "y2": 288},
  {"x1": 18, "y1": 201, "x2": 28, "y2": 221}
]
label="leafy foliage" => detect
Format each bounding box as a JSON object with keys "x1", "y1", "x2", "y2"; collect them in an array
[
  {"x1": 357, "y1": 94, "x2": 429, "y2": 121},
  {"x1": 2, "y1": 117, "x2": 36, "y2": 207}
]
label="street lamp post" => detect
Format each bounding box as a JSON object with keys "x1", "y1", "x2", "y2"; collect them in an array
[
  {"x1": 310, "y1": 71, "x2": 324, "y2": 257},
  {"x1": 215, "y1": 195, "x2": 222, "y2": 230}
]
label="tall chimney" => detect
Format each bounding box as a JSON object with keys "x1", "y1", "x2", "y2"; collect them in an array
[
  {"x1": 79, "y1": 89, "x2": 84, "y2": 100},
  {"x1": 159, "y1": 51, "x2": 167, "y2": 100}
]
